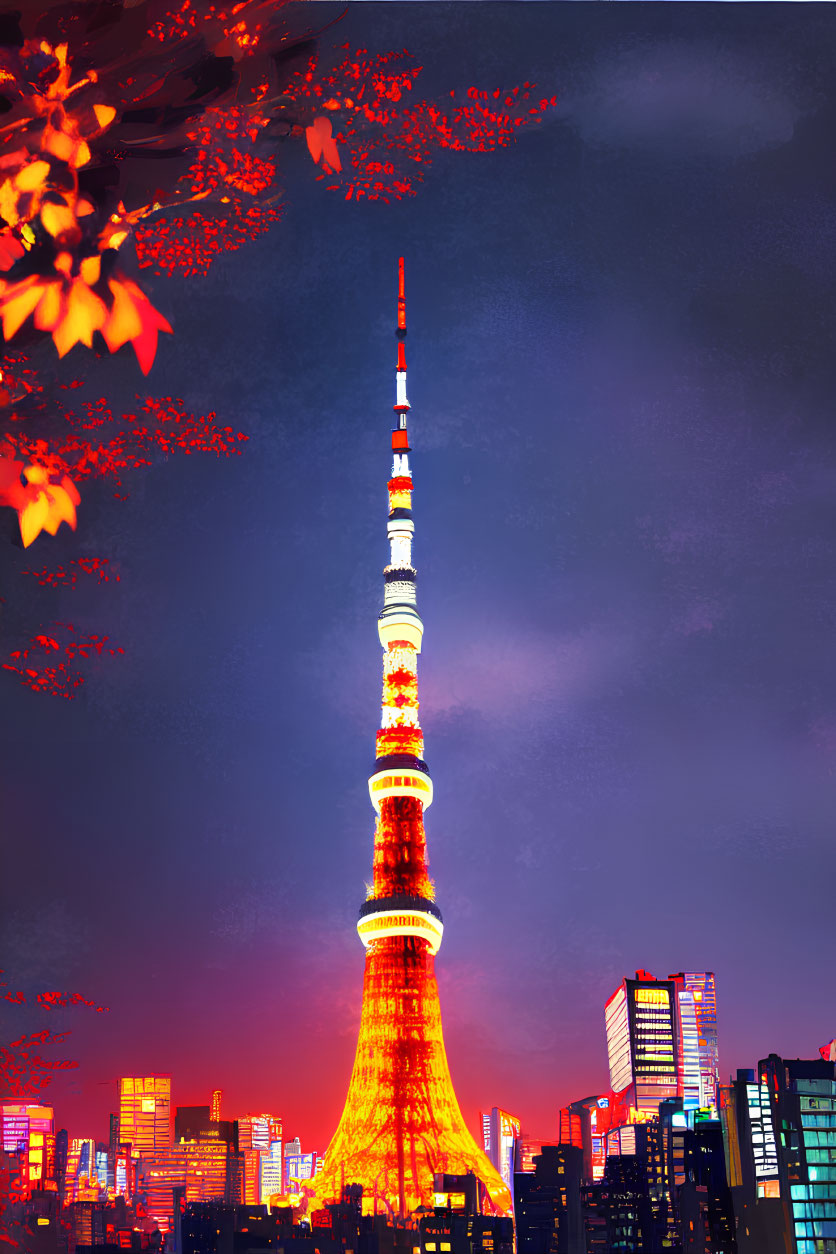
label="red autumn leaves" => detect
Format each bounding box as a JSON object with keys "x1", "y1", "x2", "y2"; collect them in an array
[{"x1": 0, "y1": 43, "x2": 173, "y2": 375}]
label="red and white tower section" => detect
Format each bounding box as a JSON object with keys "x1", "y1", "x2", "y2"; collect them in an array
[
  {"x1": 308, "y1": 260, "x2": 510, "y2": 1218},
  {"x1": 360, "y1": 260, "x2": 442, "y2": 956}
]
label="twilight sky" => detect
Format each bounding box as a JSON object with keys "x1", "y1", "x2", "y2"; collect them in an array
[{"x1": 2, "y1": 2, "x2": 836, "y2": 1151}]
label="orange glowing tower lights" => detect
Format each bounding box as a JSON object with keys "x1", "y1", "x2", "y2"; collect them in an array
[{"x1": 308, "y1": 261, "x2": 511, "y2": 1219}]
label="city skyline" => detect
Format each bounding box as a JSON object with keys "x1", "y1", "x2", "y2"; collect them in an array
[
  {"x1": 2, "y1": 0, "x2": 836, "y2": 1162},
  {"x1": 6, "y1": 965, "x2": 835, "y2": 1251}
]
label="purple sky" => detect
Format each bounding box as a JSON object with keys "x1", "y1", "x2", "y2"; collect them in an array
[{"x1": 2, "y1": 2, "x2": 836, "y2": 1149}]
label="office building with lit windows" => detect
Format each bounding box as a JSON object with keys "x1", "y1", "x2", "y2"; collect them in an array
[
  {"x1": 606, "y1": 970, "x2": 720, "y2": 1126},
  {"x1": 260, "y1": 1137, "x2": 283, "y2": 1201},
  {"x1": 605, "y1": 973, "x2": 679, "y2": 1117},
  {"x1": 481, "y1": 1108, "x2": 521, "y2": 1196},
  {"x1": 136, "y1": 1150, "x2": 185, "y2": 1236},
  {"x1": 669, "y1": 980, "x2": 702, "y2": 1115},
  {"x1": 118, "y1": 1077, "x2": 171, "y2": 1160},
  {"x1": 670, "y1": 972, "x2": 720, "y2": 1115},
  {"x1": 1, "y1": 1104, "x2": 54, "y2": 1197},
  {"x1": 721, "y1": 1053, "x2": 836, "y2": 1254}
]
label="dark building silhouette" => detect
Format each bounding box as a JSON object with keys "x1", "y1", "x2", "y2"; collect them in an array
[
  {"x1": 513, "y1": 1145, "x2": 584, "y2": 1254},
  {"x1": 181, "y1": 1202, "x2": 279, "y2": 1254},
  {"x1": 55, "y1": 1127, "x2": 69, "y2": 1207},
  {"x1": 173, "y1": 1105, "x2": 237, "y2": 1149},
  {"x1": 418, "y1": 1207, "x2": 513, "y2": 1254},
  {"x1": 557, "y1": 1097, "x2": 610, "y2": 1185},
  {"x1": 178, "y1": 1199, "x2": 507, "y2": 1254},
  {"x1": 579, "y1": 1103, "x2": 736, "y2": 1253},
  {"x1": 432, "y1": 1172, "x2": 486, "y2": 1217},
  {"x1": 680, "y1": 1118, "x2": 736, "y2": 1253}
]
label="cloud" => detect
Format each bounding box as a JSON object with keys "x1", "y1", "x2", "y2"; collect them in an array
[
  {"x1": 422, "y1": 622, "x2": 632, "y2": 722},
  {"x1": 562, "y1": 41, "x2": 800, "y2": 156}
]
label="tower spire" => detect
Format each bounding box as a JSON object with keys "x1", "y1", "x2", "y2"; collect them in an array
[
  {"x1": 395, "y1": 256, "x2": 408, "y2": 423},
  {"x1": 307, "y1": 261, "x2": 511, "y2": 1220}
]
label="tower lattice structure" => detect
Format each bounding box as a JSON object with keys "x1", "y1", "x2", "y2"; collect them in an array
[{"x1": 307, "y1": 261, "x2": 511, "y2": 1220}]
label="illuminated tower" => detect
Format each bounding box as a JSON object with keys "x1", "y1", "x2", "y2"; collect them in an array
[{"x1": 309, "y1": 261, "x2": 511, "y2": 1219}]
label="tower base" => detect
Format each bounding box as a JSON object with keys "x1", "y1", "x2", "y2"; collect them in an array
[{"x1": 307, "y1": 935, "x2": 512, "y2": 1218}]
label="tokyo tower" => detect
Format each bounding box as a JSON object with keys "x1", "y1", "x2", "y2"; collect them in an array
[{"x1": 307, "y1": 261, "x2": 512, "y2": 1219}]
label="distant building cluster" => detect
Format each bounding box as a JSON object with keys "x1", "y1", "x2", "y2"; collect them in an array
[
  {"x1": 491, "y1": 970, "x2": 836, "y2": 1253},
  {"x1": 3, "y1": 967, "x2": 835, "y2": 1252},
  {"x1": 1, "y1": 1079, "x2": 320, "y2": 1252}
]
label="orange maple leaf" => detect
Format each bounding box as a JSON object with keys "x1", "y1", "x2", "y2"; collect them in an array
[
  {"x1": 16, "y1": 465, "x2": 80, "y2": 548},
  {"x1": 0, "y1": 267, "x2": 171, "y2": 374},
  {"x1": 102, "y1": 277, "x2": 173, "y2": 375}
]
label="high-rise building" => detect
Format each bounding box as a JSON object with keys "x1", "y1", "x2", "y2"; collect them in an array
[
  {"x1": 0, "y1": 1104, "x2": 54, "y2": 1196},
  {"x1": 237, "y1": 1114, "x2": 275, "y2": 1153},
  {"x1": 721, "y1": 1053, "x2": 836, "y2": 1254},
  {"x1": 670, "y1": 980, "x2": 702, "y2": 1115},
  {"x1": 605, "y1": 973, "x2": 680, "y2": 1118},
  {"x1": 669, "y1": 972, "x2": 720, "y2": 1116},
  {"x1": 481, "y1": 1109, "x2": 521, "y2": 1196},
  {"x1": 136, "y1": 1149, "x2": 185, "y2": 1236},
  {"x1": 682, "y1": 1115, "x2": 737, "y2": 1252},
  {"x1": 182, "y1": 1134, "x2": 228, "y2": 1203},
  {"x1": 118, "y1": 1077, "x2": 171, "y2": 1160},
  {"x1": 558, "y1": 1097, "x2": 614, "y2": 1184},
  {"x1": 95, "y1": 1145, "x2": 111, "y2": 1194},
  {"x1": 211, "y1": 1090, "x2": 223, "y2": 1122},
  {"x1": 284, "y1": 1148, "x2": 319, "y2": 1193},
  {"x1": 558, "y1": 1106, "x2": 583, "y2": 1154},
  {"x1": 234, "y1": 1114, "x2": 282, "y2": 1204},
  {"x1": 307, "y1": 261, "x2": 511, "y2": 1218},
  {"x1": 63, "y1": 1136, "x2": 99, "y2": 1204},
  {"x1": 114, "y1": 1142, "x2": 131, "y2": 1199},
  {"x1": 513, "y1": 1146, "x2": 586, "y2": 1254},
  {"x1": 260, "y1": 1138, "x2": 283, "y2": 1202},
  {"x1": 54, "y1": 1127, "x2": 68, "y2": 1205}
]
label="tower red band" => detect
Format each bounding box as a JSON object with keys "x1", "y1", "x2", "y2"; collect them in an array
[{"x1": 306, "y1": 262, "x2": 512, "y2": 1220}]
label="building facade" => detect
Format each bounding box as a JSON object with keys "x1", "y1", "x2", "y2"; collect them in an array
[
  {"x1": 605, "y1": 974, "x2": 680, "y2": 1118},
  {"x1": 481, "y1": 1109, "x2": 521, "y2": 1196},
  {"x1": 722, "y1": 1054, "x2": 836, "y2": 1254},
  {"x1": 118, "y1": 1077, "x2": 171, "y2": 1161},
  {"x1": 669, "y1": 973, "x2": 720, "y2": 1116}
]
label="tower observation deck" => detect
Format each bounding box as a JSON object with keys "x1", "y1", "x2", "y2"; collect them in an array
[{"x1": 305, "y1": 261, "x2": 511, "y2": 1220}]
